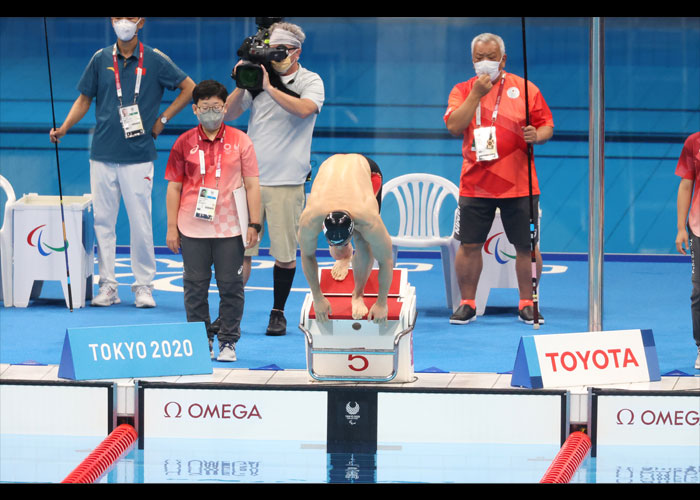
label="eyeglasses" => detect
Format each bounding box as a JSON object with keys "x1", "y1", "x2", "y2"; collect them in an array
[{"x1": 197, "y1": 104, "x2": 224, "y2": 113}]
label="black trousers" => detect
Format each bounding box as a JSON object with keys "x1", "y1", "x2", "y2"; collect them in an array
[
  {"x1": 180, "y1": 233, "x2": 245, "y2": 344},
  {"x1": 690, "y1": 228, "x2": 700, "y2": 347}
]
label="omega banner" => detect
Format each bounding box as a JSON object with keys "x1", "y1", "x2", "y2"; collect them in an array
[
  {"x1": 139, "y1": 385, "x2": 328, "y2": 449},
  {"x1": 590, "y1": 389, "x2": 700, "y2": 458},
  {"x1": 138, "y1": 383, "x2": 568, "y2": 451},
  {"x1": 511, "y1": 329, "x2": 660, "y2": 389},
  {"x1": 58, "y1": 322, "x2": 213, "y2": 380}
]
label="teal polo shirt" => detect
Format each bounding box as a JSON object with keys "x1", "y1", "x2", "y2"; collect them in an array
[{"x1": 77, "y1": 42, "x2": 188, "y2": 164}]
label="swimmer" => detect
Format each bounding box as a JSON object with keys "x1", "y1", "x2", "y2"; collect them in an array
[{"x1": 298, "y1": 154, "x2": 393, "y2": 323}]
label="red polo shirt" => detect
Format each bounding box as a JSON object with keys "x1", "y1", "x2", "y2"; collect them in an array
[
  {"x1": 675, "y1": 132, "x2": 700, "y2": 235},
  {"x1": 445, "y1": 72, "x2": 554, "y2": 199},
  {"x1": 165, "y1": 124, "x2": 258, "y2": 238}
]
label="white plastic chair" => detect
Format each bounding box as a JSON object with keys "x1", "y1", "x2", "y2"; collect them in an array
[
  {"x1": 381, "y1": 173, "x2": 460, "y2": 309},
  {"x1": 0, "y1": 175, "x2": 16, "y2": 306}
]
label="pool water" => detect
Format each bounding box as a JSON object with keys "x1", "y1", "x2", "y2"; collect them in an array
[{"x1": 2, "y1": 435, "x2": 697, "y2": 484}]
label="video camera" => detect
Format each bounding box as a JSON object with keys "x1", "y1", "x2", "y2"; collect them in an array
[{"x1": 232, "y1": 17, "x2": 287, "y2": 91}]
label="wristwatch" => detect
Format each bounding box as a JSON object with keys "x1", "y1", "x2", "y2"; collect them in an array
[
  {"x1": 159, "y1": 115, "x2": 168, "y2": 125},
  {"x1": 249, "y1": 223, "x2": 262, "y2": 233}
]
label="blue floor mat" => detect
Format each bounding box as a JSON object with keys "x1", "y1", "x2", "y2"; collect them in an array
[{"x1": 0, "y1": 251, "x2": 697, "y2": 376}]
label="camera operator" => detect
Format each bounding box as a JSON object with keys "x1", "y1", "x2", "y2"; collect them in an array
[{"x1": 225, "y1": 21, "x2": 325, "y2": 336}]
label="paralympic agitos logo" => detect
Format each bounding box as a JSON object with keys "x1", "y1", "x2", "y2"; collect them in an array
[
  {"x1": 484, "y1": 231, "x2": 515, "y2": 264},
  {"x1": 27, "y1": 225, "x2": 68, "y2": 256}
]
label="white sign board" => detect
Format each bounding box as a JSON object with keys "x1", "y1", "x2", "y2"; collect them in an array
[
  {"x1": 511, "y1": 329, "x2": 660, "y2": 389},
  {"x1": 140, "y1": 386, "x2": 327, "y2": 445}
]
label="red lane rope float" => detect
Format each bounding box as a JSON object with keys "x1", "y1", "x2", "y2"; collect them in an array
[
  {"x1": 540, "y1": 431, "x2": 592, "y2": 484},
  {"x1": 62, "y1": 424, "x2": 138, "y2": 484}
]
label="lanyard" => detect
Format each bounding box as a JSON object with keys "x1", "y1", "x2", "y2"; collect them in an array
[
  {"x1": 198, "y1": 128, "x2": 225, "y2": 188},
  {"x1": 112, "y1": 42, "x2": 144, "y2": 107},
  {"x1": 476, "y1": 74, "x2": 506, "y2": 127}
]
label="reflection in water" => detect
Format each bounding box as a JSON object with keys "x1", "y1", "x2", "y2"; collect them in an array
[
  {"x1": 2, "y1": 435, "x2": 697, "y2": 484},
  {"x1": 328, "y1": 453, "x2": 377, "y2": 483}
]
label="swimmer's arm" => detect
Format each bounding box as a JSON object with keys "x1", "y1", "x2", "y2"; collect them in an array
[
  {"x1": 363, "y1": 218, "x2": 395, "y2": 305},
  {"x1": 299, "y1": 223, "x2": 333, "y2": 322},
  {"x1": 298, "y1": 212, "x2": 324, "y2": 301},
  {"x1": 373, "y1": 236, "x2": 394, "y2": 307},
  {"x1": 301, "y1": 251, "x2": 322, "y2": 301}
]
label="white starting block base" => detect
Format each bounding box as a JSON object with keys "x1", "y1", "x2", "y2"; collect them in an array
[{"x1": 299, "y1": 268, "x2": 417, "y2": 383}]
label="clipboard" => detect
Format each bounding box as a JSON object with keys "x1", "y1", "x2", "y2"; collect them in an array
[{"x1": 233, "y1": 184, "x2": 248, "y2": 230}]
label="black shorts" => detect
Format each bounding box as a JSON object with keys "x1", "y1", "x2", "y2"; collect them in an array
[{"x1": 454, "y1": 195, "x2": 539, "y2": 250}]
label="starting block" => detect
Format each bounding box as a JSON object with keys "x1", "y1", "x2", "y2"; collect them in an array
[{"x1": 299, "y1": 267, "x2": 417, "y2": 383}]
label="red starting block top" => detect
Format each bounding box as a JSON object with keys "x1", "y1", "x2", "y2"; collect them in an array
[
  {"x1": 319, "y1": 268, "x2": 404, "y2": 296},
  {"x1": 309, "y1": 295, "x2": 404, "y2": 320}
]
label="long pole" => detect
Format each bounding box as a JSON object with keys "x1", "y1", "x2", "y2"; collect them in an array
[
  {"x1": 521, "y1": 17, "x2": 540, "y2": 329},
  {"x1": 44, "y1": 17, "x2": 74, "y2": 312},
  {"x1": 588, "y1": 17, "x2": 605, "y2": 331}
]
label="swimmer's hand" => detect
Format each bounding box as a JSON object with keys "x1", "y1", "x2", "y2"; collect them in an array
[{"x1": 314, "y1": 296, "x2": 332, "y2": 322}]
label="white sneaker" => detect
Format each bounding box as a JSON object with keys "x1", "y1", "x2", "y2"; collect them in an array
[
  {"x1": 695, "y1": 346, "x2": 700, "y2": 370},
  {"x1": 134, "y1": 286, "x2": 156, "y2": 308},
  {"x1": 91, "y1": 284, "x2": 120, "y2": 307},
  {"x1": 217, "y1": 342, "x2": 237, "y2": 362}
]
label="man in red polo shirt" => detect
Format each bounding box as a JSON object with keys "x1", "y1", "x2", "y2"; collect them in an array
[
  {"x1": 444, "y1": 32, "x2": 554, "y2": 326},
  {"x1": 674, "y1": 131, "x2": 700, "y2": 369}
]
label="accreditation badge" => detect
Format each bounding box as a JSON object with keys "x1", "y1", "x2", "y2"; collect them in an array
[
  {"x1": 194, "y1": 186, "x2": 219, "y2": 221},
  {"x1": 119, "y1": 104, "x2": 146, "y2": 139},
  {"x1": 474, "y1": 126, "x2": 498, "y2": 162}
]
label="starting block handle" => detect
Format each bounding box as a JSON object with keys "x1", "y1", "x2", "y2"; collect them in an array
[{"x1": 298, "y1": 320, "x2": 416, "y2": 383}]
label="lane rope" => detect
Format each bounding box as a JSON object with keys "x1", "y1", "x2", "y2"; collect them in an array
[
  {"x1": 540, "y1": 430, "x2": 592, "y2": 483},
  {"x1": 61, "y1": 424, "x2": 138, "y2": 483}
]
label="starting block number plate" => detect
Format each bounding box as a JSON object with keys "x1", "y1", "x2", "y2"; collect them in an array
[{"x1": 308, "y1": 331, "x2": 414, "y2": 382}]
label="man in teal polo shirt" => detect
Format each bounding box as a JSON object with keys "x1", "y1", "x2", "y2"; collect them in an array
[{"x1": 50, "y1": 17, "x2": 195, "y2": 308}]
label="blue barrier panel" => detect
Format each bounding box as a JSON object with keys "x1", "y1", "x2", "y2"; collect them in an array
[{"x1": 58, "y1": 322, "x2": 212, "y2": 380}]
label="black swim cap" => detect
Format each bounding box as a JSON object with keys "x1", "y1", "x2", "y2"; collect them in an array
[{"x1": 323, "y1": 211, "x2": 354, "y2": 246}]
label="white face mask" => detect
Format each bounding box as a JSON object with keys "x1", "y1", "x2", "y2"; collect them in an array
[
  {"x1": 113, "y1": 18, "x2": 140, "y2": 42},
  {"x1": 474, "y1": 58, "x2": 502, "y2": 82}
]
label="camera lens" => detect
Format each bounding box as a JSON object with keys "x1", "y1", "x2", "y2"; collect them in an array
[{"x1": 235, "y1": 64, "x2": 263, "y2": 90}]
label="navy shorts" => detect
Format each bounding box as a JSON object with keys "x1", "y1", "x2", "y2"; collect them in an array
[{"x1": 454, "y1": 195, "x2": 539, "y2": 250}]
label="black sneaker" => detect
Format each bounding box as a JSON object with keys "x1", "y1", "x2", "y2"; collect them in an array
[
  {"x1": 518, "y1": 305, "x2": 545, "y2": 325},
  {"x1": 266, "y1": 309, "x2": 287, "y2": 336},
  {"x1": 449, "y1": 303, "x2": 477, "y2": 325}
]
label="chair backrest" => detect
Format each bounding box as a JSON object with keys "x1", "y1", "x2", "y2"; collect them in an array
[
  {"x1": 381, "y1": 173, "x2": 459, "y2": 238},
  {"x1": 0, "y1": 174, "x2": 16, "y2": 304},
  {"x1": 0, "y1": 174, "x2": 16, "y2": 230}
]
